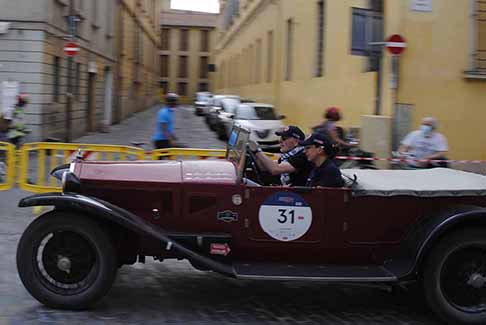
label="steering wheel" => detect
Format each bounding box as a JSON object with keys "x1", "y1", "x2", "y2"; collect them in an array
[{"x1": 245, "y1": 146, "x2": 265, "y2": 185}]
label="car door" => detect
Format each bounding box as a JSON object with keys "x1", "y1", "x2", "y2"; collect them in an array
[{"x1": 237, "y1": 186, "x2": 349, "y2": 264}]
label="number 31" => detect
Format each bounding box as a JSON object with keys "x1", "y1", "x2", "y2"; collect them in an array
[{"x1": 278, "y1": 209, "x2": 295, "y2": 224}]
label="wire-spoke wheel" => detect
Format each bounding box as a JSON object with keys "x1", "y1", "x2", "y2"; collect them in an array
[
  {"x1": 17, "y1": 211, "x2": 117, "y2": 310},
  {"x1": 423, "y1": 228, "x2": 486, "y2": 324}
]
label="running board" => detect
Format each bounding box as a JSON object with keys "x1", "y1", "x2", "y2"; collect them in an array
[{"x1": 234, "y1": 263, "x2": 397, "y2": 282}]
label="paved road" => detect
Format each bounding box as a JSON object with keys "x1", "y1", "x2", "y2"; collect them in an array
[
  {"x1": 0, "y1": 107, "x2": 443, "y2": 324},
  {"x1": 75, "y1": 105, "x2": 227, "y2": 150}
]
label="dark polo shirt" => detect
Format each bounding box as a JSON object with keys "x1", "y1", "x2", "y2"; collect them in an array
[{"x1": 306, "y1": 159, "x2": 344, "y2": 188}]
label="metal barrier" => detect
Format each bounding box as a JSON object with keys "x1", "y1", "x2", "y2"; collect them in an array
[
  {"x1": 8, "y1": 143, "x2": 277, "y2": 193},
  {"x1": 0, "y1": 142, "x2": 16, "y2": 191},
  {"x1": 17, "y1": 142, "x2": 145, "y2": 193},
  {"x1": 151, "y1": 148, "x2": 227, "y2": 160}
]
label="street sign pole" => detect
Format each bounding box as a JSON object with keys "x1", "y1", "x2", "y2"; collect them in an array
[{"x1": 385, "y1": 34, "x2": 406, "y2": 156}]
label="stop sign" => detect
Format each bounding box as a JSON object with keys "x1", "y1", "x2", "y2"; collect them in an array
[
  {"x1": 64, "y1": 42, "x2": 80, "y2": 57},
  {"x1": 386, "y1": 34, "x2": 407, "y2": 55}
]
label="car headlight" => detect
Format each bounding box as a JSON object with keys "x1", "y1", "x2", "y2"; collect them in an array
[{"x1": 61, "y1": 171, "x2": 81, "y2": 193}]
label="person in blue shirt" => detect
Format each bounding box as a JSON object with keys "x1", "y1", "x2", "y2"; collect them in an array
[{"x1": 153, "y1": 93, "x2": 178, "y2": 149}]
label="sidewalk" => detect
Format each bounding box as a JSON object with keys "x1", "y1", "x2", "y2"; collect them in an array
[{"x1": 74, "y1": 105, "x2": 226, "y2": 150}]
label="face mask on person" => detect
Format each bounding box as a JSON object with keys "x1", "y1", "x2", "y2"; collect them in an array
[{"x1": 420, "y1": 125, "x2": 433, "y2": 136}]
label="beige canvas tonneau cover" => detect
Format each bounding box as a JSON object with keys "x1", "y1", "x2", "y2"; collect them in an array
[{"x1": 341, "y1": 168, "x2": 486, "y2": 197}]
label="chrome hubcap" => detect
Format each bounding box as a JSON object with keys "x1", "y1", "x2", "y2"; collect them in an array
[
  {"x1": 57, "y1": 255, "x2": 71, "y2": 274},
  {"x1": 467, "y1": 273, "x2": 486, "y2": 289}
]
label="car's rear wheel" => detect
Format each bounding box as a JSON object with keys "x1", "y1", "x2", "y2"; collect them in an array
[
  {"x1": 423, "y1": 228, "x2": 486, "y2": 324},
  {"x1": 17, "y1": 211, "x2": 117, "y2": 310}
]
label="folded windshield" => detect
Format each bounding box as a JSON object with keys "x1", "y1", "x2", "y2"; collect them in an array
[{"x1": 226, "y1": 126, "x2": 250, "y2": 183}]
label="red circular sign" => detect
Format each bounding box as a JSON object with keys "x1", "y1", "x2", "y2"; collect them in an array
[
  {"x1": 386, "y1": 34, "x2": 407, "y2": 55},
  {"x1": 64, "y1": 42, "x2": 80, "y2": 56}
]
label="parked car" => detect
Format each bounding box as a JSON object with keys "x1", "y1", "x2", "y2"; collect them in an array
[
  {"x1": 221, "y1": 103, "x2": 285, "y2": 152},
  {"x1": 194, "y1": 92, "x2": 213, "y2": 116},
  {"x1": 16, "y1": 126, "x2": 486, "y2": 324},
  {"x1": 205, "y1": 95, "x2": 240, "y2": 131},
  {"x1": 213, "y1": 98, "x2": 241, "y2": 140}
]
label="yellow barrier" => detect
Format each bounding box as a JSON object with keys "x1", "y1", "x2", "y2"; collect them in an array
[
  {"x1": 150, "y1": 148, "x2": 277, "y2": 160},
  {"x1": 17, "y1": 142, "x2": 145, "y2": 193},
  {"x1": 151, "y1": 148, "x2": 227, "y2": 160},
  {"x1": 8, "y1": 143, "x2": 278, "y2": 193},
  {"x1": 0, "y1": 142, "x2": 16, "y2": 191}
]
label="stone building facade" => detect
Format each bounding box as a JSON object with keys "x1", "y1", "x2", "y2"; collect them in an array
[
  {"x1": 0, "y1": 0, "x2": 160, "y2": 141},
  {"x1": 159, "y1": 0, "x2": 218, "y2": 104}
]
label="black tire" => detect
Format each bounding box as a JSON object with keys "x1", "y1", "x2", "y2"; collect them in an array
[
  {"x1": 17, "y1": 211, "x2": 117, "y2": 310},
  {"x1": 423, "y1": 228, "x2": 486, "y2": 324}
]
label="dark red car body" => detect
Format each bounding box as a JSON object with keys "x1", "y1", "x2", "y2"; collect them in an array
[{"x1": 16, "y1": 129, "x2": 486, "y2": 324}]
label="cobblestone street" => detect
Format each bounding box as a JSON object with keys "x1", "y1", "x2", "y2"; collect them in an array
[
  {"x1": 0, "y1": 106, "x2": 442, "y2": 324},
  {"x1": 74, "y1": 105, "x2": 227, "y2": 150}
]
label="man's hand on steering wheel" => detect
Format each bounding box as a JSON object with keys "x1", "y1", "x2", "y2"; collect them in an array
[
  {"x1": 248, "y1": 140, "x2": 260, "y2": 153},
  {"x1": 246, "y1": 141, "x2": 264, "y2": 184}
]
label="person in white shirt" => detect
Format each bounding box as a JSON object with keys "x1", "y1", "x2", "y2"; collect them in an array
[{"x1": 398, "y1": 117, "x2": 449, "y2": 168}]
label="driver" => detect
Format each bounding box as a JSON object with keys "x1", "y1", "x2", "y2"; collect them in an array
[{"x1": 248, "y1": 126, "x2": 312, "y2": 186}]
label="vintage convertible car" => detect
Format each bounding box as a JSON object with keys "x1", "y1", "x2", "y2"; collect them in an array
[{"x1": 16, "y1": 127, "x2": 486, "y2": 324}]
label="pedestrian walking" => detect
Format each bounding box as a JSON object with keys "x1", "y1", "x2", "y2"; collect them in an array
[{"x1": 152, "y1": 93, "x2": 179, "y2": 149}]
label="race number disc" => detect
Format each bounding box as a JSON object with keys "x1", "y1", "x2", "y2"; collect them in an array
[{"x1": 258, "y1": 192, "x2": 313, "y2": 242}]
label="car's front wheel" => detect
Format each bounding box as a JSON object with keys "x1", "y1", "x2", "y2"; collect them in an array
[
  {"x1": 17, "y1": 211, "x2": 117, "y2": 310},
  {"x1": 423, "y1": 228, "x2": 486, "y2": 324}
]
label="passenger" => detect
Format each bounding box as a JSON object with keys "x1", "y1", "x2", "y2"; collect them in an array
[
  {"x1": 398, "y1": 117, "x2": 449, "y2": 168},
  {"x1": 153, "y1": 93, "x2": 179, "y2": 149},
  {"x1": 301, "y1": 133, "x2": 344, "y2": 188},
  {"x1": 248, "y1": 126, "x2": 312, "y2": 186},
  {"x1": 312, "y1": 106, "x2": 355, "y2": 151}
]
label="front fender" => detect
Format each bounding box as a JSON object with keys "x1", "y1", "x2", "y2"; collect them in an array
[
  {"x1": 385, "y1": 205, "x2": 486, "y2": 280},
  {"x1": 19, "y1": 192, "x2": 235, "y2": 277}
]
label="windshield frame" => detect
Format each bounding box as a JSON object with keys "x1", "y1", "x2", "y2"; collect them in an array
[{"x1": 225, "y1": 125, "x2": 250, "y2": 184}]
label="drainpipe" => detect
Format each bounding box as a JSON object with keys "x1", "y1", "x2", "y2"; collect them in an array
[
  {"x1": 272, "y1": 0, "x2": 283, "y2": 113},
  {"x1": 113, "y1": 0, "x2": 124, "y2": 124},
  {"x1": 65, "y1": 0, "x2": 77, "y2": 142}
]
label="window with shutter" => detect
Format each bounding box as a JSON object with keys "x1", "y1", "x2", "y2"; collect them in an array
[
  {"x1": 351, "y1": 6, "x2": 383, "y2": 72},
  {"x1": 161, "y1": 55, "x2": 169, "y2": 78},
  {"x1": 179, "y1": 56, "x2": 188, "y2": 78},
  {"x1": 180, "y1": 29, "x2": 189, "y2": 51},
  {"x1": 474, "y1": 0, "x2": 486, "y2": 71},
  {"x1": 200, "y1": 56, "x2": 209, "y2": 79},
  {"x1": 161, "y1": 28, "x2": 171, "y2": 50},
  {"x1": 200, "y1": 30, "x2": 210, "y2": 52}
]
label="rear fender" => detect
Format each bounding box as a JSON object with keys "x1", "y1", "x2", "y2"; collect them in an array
[
  {"x1": 19, "y1": 192, "x2": 235, "y2": 277},
  {"x1": 385, "y1": 205, "x2": 486, "y2": 280}
]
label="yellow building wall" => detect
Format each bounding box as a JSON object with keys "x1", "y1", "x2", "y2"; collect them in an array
[
  {"x1": 215, "y1": 0, "x2": 377, "y2": 134},
  {"x1": 216, "y1": 0, "x2": 486, "y2": 160},
  {"x1": 385, "y1": 0, "x2": 486, "y2": 160},
  {"x1": 116, "y1": 0, "x2": 160, "y2": 120}
]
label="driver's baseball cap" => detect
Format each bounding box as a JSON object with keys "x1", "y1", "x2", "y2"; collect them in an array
[{"x1": 275, "y1": 126, "x2": 305, "y2": 141}]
